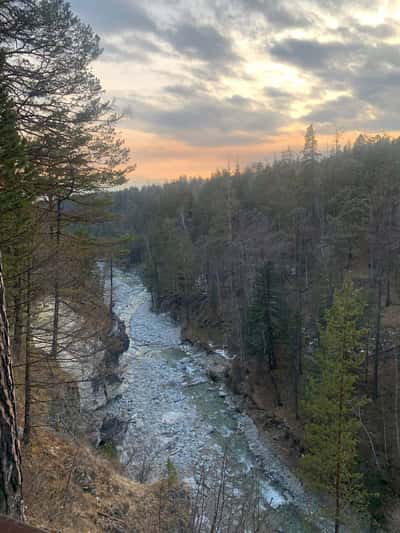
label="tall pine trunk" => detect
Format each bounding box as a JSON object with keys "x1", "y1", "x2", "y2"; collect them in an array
[
  {"x1": 0, "y1": 258, "x2": 24, "y2": 520},
  {"x1": 373, "y1": 278, "x2": 382, "y2": 401},
  {"x1": 395, "y1": 352, "x2": 400, "y2": 460},
  {"x1": 23, "y1": 261, "x2": 32, "y2": 446},
  {"x1": 294, "y1": 307, "x2": 302, "y2": 420},
  {"x1": 265, "y1": 265, "x2": 277, "y2": 370},
  {"x1": 385, "y1": 276, "x2": 391, "y2": 308},
  {"x1": 51, "y1": 199, "x2": 62, "y2": 358},
  {"x1": 12, "y1": 272, "x2": 23, "y2": 361},
  {"x1": 109, "y1": 255, "x2": 113, "y2": 315}
]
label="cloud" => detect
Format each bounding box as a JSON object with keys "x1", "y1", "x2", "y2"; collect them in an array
[
  {"x1": 69, "y1": 0, "x2": 157, "y2": 34},
  {"x1": 353, "y1": 68, "x2": 400, "y2": 113},
  {"x1": 264, "y1": 87, "x2": 294, "y2": 108},
  {"x1": 226, "y1": 94, "x2": 253, "y2": 107},
  {"x1": 269, "y1": 38, "x2": 362, "y2": 72},
  {"x1": 74, "y1": 2, "x2": 242, "y2": 78},
  {"x1": 305, "y1": 73, "x2": 400, "y2": 132},
  {"x1": 233, "y1": 0, "x2": 311, "y2": 28},
  {"x1": 305, "y1": 96, "x2": 365, "y2": 124},
  {"x1": 351, "y1": 21, "x2": 399, "y2": 39},
  {"x1": 264, "y1": 88, "x2": 291, "y2": 98},
  {"x1": 100, "y1": 34, "x2": 162, "y2": 63},
  {"x1": 164, "y1": 83, "x2": 207, "y2": 98},
  {"x1": 164, "y1": 22, "x2": 239, "y2": 67},
  {"x1": 120, "y1": 93, "x2": 284, "y2": 146},
  {"x1": 101, "y1": 43, "x2": 146, "y2": 63},
  {"x1": 312, "y1": 0, "x2": 381, "y2": 10},
  {"x1": 269, "y1": 34, "x2": 400, "y2": 129},
  {"x1": 68, "y1": 0, "x2": 400, "y2": 180}
]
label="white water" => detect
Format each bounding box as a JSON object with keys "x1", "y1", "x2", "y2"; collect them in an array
[{"x1": 107, "y1": 268, "x2": 330, "y2": 531}]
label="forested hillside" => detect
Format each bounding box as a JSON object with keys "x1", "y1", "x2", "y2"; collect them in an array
[{"x1": 97, "y1": 131, "x2": 400, "y2": 529}]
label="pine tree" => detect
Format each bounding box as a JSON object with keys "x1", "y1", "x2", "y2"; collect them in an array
[
  {"x1": 301, "y1": 278, "x2": 366, "y2": 532},
  {"x1": 302, "y1": 124, "x2": 320, "y2": 164},
  {"x1": 247, "y1": 262, "x2": 283, "y2": 371}
]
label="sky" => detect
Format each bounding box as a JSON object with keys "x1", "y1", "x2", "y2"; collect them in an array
[{"x1": 69, "y1": 0, "x2": 400, "y2": 184}]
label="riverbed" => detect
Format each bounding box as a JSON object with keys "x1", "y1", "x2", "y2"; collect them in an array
[{"x1": 107, "y1": 268, "x2": 330, "y2": 532}]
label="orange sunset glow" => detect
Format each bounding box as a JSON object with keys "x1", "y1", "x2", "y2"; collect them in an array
[{"x1": 69, "y1": 0, "x2": 400, "y2": 184}]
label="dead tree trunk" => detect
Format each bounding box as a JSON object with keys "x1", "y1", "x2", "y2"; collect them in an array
[{"x1": 0, "y1": 258, "x2": 24, "y2": 520}]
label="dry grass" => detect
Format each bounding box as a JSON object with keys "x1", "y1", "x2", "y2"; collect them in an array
[
  {"x1": 12, "y1": 324, "x2": 188, "y2": 531},
  {"x1": 22, "y1": 429, "x2": 188, "y2": 532}
]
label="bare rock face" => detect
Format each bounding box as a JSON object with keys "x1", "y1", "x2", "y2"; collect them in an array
[
  {"x1": 36, "y1": 302, "x2": 130, "y2": 443},
  {"x1": 99, "y1": 416, "x2": 128, "y2": 447},
  {"x1": 83, "y1": 315, "x2": 130, "y2": 445},
  {"x1": 90, "y1": 314, "x2": 130, "y2": 409},
  {"x1": 104, "y1": 313, "x2": 130, "y2": 365}
]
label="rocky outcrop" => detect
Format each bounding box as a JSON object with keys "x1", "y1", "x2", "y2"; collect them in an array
[
  {"x1": 99, "y1": 415, "x2": 128, "y2": 447},
  {"x1": 90, "y1": 313, "x2": 130, "y2": 410},
  {"x1": 35, "y1": 302, "x2": 130, "y2": 445},
  {"x1": 83, "y1": 314, "x2": 130, "y2": 445},
  {"x1": 103, "y1": 313, "x2": 130, "y2": 367},
  {"x1": 68, "y1": 313, "x2": 130, "y2": 415}
]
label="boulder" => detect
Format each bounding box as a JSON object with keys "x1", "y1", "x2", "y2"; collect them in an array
[{"x1": 206, "y1": 357, "x2": 230, "y2": 382}]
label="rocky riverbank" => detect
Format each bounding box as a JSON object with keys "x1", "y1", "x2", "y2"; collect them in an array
[{"x1": 181, "y1": 322, "x2": 306, "y2": 472}]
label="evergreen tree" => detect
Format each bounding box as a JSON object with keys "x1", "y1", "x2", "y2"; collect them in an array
[
  {"x1": 247, "y1": 262, "x2": 283, "y2": 371},
  {"x1": 302, "y1": 124, "x2": 320, "y2": 164},
  {"x1": 301, "y1": 278, "x2": 366, "y2": 532}
]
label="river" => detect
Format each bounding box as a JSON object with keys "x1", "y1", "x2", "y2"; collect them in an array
[{"x1": 107, "y1": 268, "x2": 330, "y2": 532}]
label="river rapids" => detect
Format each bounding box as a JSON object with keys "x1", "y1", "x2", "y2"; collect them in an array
[{"x1": 105, "y1": 268, "x2": 331, "y2": 532}]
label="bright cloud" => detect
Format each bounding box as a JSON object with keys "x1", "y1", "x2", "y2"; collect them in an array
[{"x1": 70, "y1": 0, "x2": 400, "y2": 182}]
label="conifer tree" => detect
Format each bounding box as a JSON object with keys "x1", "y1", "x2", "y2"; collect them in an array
[
  {"x1": 301, "y1": 278, "x2": 366, "y2": 532},
  {"x1": 247, "y1": 262, "x2": 282, "y2": 371},
  {"x1": 302, "y1": 124, "x2": 320, "y2": 165}
]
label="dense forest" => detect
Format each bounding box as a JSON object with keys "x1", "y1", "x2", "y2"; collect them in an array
[{"x1": 97, "y1": 131, "x2": 400, "y2": 529}]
